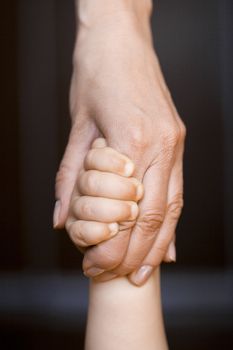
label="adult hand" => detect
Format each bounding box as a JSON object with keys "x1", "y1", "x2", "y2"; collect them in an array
[{"x1": 54, "y1": 0, "x2": 186, "y2": 286}]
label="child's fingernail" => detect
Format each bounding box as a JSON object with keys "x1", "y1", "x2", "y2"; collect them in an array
[
  {"x1": 131, "y1": 265, "x2": 153, "y2": 286},
  {"x1": 124, "y1": 162, "x2": 134, "y2": 177},
  {"x1": 130, "y1": 203, "x2": 139, "y2": 220},
  {"x1": 136, "y1": 183, "x2": 144, "y2": 201},
  {"x1": 108, "y1": 223, "x2": 119, "y2": 237},
  {"x1": 168, "y1": 242, "x2": 176, "y2": 262},
  {"x1": 53, "y1": 200, "x2": 61, "y2": 228},
  {"x1": 84, "y1": 267, "x2": 105, "y2": 277}
]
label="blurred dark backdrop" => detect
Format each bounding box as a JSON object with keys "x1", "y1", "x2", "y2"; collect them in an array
[{"x1": 0, "y1": 0, "x2": 232, "y2": 349}]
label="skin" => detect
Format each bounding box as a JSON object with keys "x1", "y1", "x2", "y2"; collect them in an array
[
  {"x1": 67, "y1": 137, "x2": 168, "y2": 349},
  {"x1": 85, "y1": 270, "x2": 168, "y2": 350},
  {"x1": 54, "y1": 0, "x2": 186, "y2": 286},
  {"x1": 66, "y1": 137, "x2": 142, "y2": 251}
]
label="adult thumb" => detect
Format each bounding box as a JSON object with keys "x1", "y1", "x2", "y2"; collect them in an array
[{"x1": 53, "y1": 120, "x2": 98, "y2": 229}]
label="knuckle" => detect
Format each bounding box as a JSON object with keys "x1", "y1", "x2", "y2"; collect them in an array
[
  {"x1": 179, "y1": 121, "x2": 187, "y2": 142},
  {"x1": 55, "y1": 162, "x2": 72, "y2": 188},
  {"x1": 168, "y1": 194, "x2": 184, "y2": 220},
  {"x1": 127, "y1": 124, "x2": 151, "y2": 152},
  {"x1": 66, "y1": 220, "x2": 88, "y2": 247},
  {"x1": 74, "y1": 234, "x2": 88, "y2": 247},
  {"x1": 119, "y1": 220, "x2": 136, "y2": 232},
  {"x1": 156, "y1": 122, "x2": 186, "y2": 164},
  {"x1": 65, "y1": 220, "x2": 76, "y2": 240},
  {"x1": 81, "y1": 202, "x2": 92, "y2": 218},
  {"x1": 135, "y1": 225, "x2": 156, "y2": 244},
  {"x1": 137, "y1": 209, "x2": 164, "y2": 233},
  {"x1": 74, "y1": 196, "x2": 92, "y2": 218},
  {"x1": 161, "y1": 125, "x2": 180, "y2": 149},
  {"x1": 170, "y1": 118, "x2": 187, "y2": 147},
  {"x1": 84, "y1": 170, "x2": 97, "y2": 193}
]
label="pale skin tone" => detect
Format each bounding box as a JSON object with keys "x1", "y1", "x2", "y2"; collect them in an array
[
  {"x1": 86, "y1": 271, "x2": 168, "y2": 350},
  {"x1": 66, "y1": 137, "x2": 168, "y2": 350},
  {"x1": 54, "y1": 0, "x2": 186, "y2": 286},
  {"x1": 65, "y1": 137, "x2": 143, "y2": 255}
]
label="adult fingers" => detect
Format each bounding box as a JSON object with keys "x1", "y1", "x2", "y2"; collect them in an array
[
  {"x1": 129, "y1": 143, "x2": 184, "y2": 286},
  {"x1": 53, "y1": 118, "x2": 98, "y2": 228},
  {"x1": 82, "y1": 224, "x2": 134, "y2": 276}
]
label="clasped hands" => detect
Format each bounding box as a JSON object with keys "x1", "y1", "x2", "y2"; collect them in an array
[{"x1": 53, "y1": 10, "x2": 186, "y2": 286}]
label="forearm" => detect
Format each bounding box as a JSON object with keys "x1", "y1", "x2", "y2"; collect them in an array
[
  {"x1": 76, "y1": 0, "x2": 152, "y2": 25},
  {"x1": 75, "y1": 0, "x2": 153, "y2": 45},
  {"x1": 85, "y1": 267, "x2": 168, "y2": 350}
]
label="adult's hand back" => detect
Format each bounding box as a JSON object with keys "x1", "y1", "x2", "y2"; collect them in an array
[{"x1": 54, "y1": 0, "x2": 186, "y2": 286}]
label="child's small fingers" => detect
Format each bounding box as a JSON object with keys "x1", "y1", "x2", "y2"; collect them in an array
[
  {"x1": 84, "y1": 147, "x2": 135, "y2": 177},
  {"x1": 68, "y1": 220, "x2": 119, "y2": 247},
  {"x1": 78, "y1": 170, "x2": 144, "y2": 201},
  {"x1": 72, "y1": 196, "x2": 139, "y2": 223},
  {"x1": 91, "y1": 137, "x2": 107, "y2": 149}
]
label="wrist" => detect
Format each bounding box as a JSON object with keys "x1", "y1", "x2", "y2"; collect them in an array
[
  {"x1": 75, "y1": 0, "x2": 153, "y2": 44},
  {"x1": 76, "y1": 0, "x2": 152, "y2": 28}
]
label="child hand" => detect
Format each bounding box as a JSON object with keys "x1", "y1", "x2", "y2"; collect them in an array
[{"x1": 65, "y1": 138, "x2": 144, "y2": 249}]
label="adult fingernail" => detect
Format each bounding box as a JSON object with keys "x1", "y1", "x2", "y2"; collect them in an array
[
  {"x1": 124, "y1": 162, "x2": 134, "y2": 177},
  {"x1": 53, "y1": 200, "x2": 61, "y2": 228},
  {"x1": 84, "y1": 267, "x2": 105, "y2": 277},
  {"x1": 130, "y1": 203, "x2": 139, "y2": 220},
  {"x1": 108, "y1": 223, "x2": 119, "y2": 237},
  {"x1": 136, "y1": 183, "x2": 144, "y2": 201},
  {"x1": 168, "y1": 242, "x2": 176, "y2": 262},
  {"x1": 131, "y1": 265, "x2": 153, "y2": 286}
]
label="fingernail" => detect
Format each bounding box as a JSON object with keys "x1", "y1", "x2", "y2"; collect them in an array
[
  {"x1": 131, "y1": 265, "x2": 153, "y2": 286},
  {"x1": 53, "y1": 200, "x2": 61, "y2": 228},
  {"x1": 136, "y1": 183, "x2": 144, "y2": 201},
  {"x1": 168, "y1": 242, "x2": 176, "y2": 262},
  {"x1": 84, "y1": 267, "x2": 105, "y2": 277},
  {"x1": 124, "y1": 162, "x2": 134, "y2": 177},
  {"x1": 130, "y1": 203, "x2": 139, "y2": 220},
  {"x1": 108, "y1": 223, "x2": 119, "y2": 237}
]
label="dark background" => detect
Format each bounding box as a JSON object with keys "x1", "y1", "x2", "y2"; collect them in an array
[{"x1": 1, "y1": 0, "x2": 233, "y2": 349}]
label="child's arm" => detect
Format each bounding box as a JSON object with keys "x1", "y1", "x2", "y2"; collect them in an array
[{"x1": 86, "y1": 270, "x2": 168, "y2": 350}]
